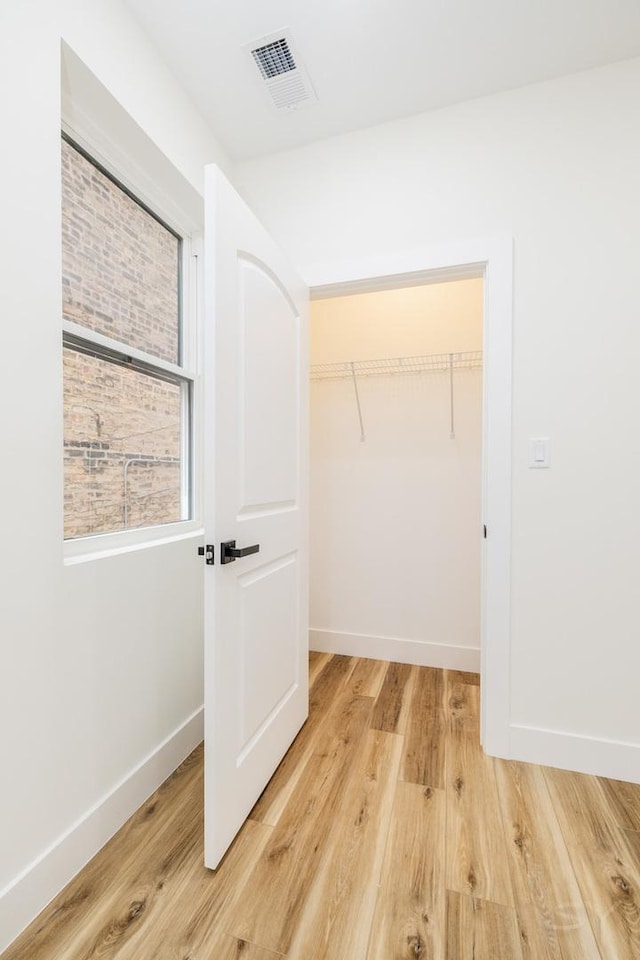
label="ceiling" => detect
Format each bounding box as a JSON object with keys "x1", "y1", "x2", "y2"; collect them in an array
[{"x1": 124, "y1": 0, "x2": 640, "y2": 161}]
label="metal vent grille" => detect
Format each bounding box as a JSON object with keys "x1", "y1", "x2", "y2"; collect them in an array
[
  {"x1": 246, "y1": 29, "x2": 318, "y2": 112},
  {"x1": 251, "y1": 38, "x2": 296, "y2": 80},
  {"x1": 269, "y1": 74, "x2": 310, "y2": 110}
]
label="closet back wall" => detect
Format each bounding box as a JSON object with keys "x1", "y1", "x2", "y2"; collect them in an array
[{"x1": 310, "y1": 279, "x2": 483, "y2": 671}]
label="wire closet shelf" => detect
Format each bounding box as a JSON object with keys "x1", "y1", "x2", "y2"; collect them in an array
[
  {"x1": 310, "y1": 350, "x2": 482, "y2": 381},
  {"x1": 310, "y1": 349, "x2": 482, "y2": 443}
]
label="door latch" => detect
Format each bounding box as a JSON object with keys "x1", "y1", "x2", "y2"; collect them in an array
[
  {"x1": 220, "y1": 540, "x2": 260, "y2": 564},
  {"x1": 198, "y1": 545, "x2": 215, "y2": 565}
]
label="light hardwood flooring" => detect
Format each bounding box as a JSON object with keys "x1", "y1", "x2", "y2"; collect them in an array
[{"x1": 5, "y1": 653, "x2": 640, "y2": 959}]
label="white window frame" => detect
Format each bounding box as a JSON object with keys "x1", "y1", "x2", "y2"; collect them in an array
[{"x1": 61, "y1": 131, "x2": 202, "y2": 562}]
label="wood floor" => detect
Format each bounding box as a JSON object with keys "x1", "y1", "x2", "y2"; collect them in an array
[{"x1": 5, "y1": 653, "x2": 640, "y2": 959}]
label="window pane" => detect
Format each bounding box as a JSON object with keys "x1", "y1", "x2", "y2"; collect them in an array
[
  {"x1": 61, "y1": 138, "x2": 180, "y2": 363},
  {"x1": 63, "y1": 347, "x2": 186, "y2": 539}
]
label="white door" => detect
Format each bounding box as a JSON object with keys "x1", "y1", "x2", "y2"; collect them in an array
[{"x1": 203, "y1": 166, "x2": 309, "y2": 868}]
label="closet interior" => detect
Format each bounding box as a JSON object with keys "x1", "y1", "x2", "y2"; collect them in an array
[{"x1": 309, "y1": 277, "x2": 484, "y2": 671}]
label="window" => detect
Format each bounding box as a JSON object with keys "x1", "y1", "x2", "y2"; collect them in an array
[{"x1": 61, "y1": 135, "x2": 193, "y2": 540}]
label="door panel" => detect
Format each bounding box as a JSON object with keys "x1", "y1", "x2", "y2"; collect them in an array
[
  {"x1": 238, "y1": 554, "x2": 299, "y2": 751},
  {"x1": 203, "y1": 166, "x2": 309, "y2": 868},
  {"x1": 239, "y1": 256, "x2": 299, "y2": 510}
]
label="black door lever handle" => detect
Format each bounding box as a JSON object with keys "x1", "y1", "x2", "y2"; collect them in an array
[{"x1": 220, "y1": 540, "x2": 260, "y2": 564}]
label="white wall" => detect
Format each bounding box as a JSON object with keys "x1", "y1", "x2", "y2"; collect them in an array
[
  {"x1": 0, "y1": 1, "x2": 230, "y2": 949},
  {"x1": 236, "y1": 58, "x2": 640, "y2": 781},
  {"x1": 310, "y1": 281, "x2": 483, "y2": 670}
]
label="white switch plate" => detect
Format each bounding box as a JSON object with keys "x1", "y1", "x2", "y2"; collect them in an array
[{"x1": 529, "y1": 437, "x2": 550, "y2": 468}]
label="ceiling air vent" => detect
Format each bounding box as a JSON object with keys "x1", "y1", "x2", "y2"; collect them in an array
[
  {"x1": 246, "y1": 30, "x2": 318, "y2": 112},
  {"x1": 252, "y1": 38, "x2": 296, "y2": 80}
]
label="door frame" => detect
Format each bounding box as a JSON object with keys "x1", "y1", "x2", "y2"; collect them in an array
[{"x1": 306, "y1": 235, "x2": 513, "y2": 758}]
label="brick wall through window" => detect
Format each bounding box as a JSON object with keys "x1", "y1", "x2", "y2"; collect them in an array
[{"x1": 62, "y1": 139, "x2": 186, "y2": 539}]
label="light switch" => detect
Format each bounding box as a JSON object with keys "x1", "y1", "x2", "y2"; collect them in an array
[{"x1": 529, "y1": 437, "x2": 550, "y2": 468}]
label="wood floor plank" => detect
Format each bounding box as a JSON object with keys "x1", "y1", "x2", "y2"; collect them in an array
[
  {"x1": 515, "y1": 904, "x2": 554, "y2": 960},
  {"x1": 447, "y1": 669, "x2": 480, "y2": 686},
  {"x1": 622, "y1": 828, "x2": 640, "y2": 857},
  {"x1": 249, "y1": 654, "x2": 355, "y2": 826},
  {"x1": 445, "y1": 716, "x2": 515, "y2": 906},
  {"x1": 309, "y1": 650, "x2": 331, "y2": 686},
  {"x1": 445, "y1": 892, "x2": 524, "y2": 960},
  {"x1": 118, "y1": 818, "x2": 273, "y2": 960},
  {"x1": 445, "y1": 676, "x2": 480, "y2": 736},
  {"x1": 308, "y1": 653, "x2": 356, "y2": 703},
  {"x1": 45, "y1": 783, "x2": 202, "y2": 960},
  {"x1": 287, "y1": 728, "x2": 403, "y2": 960},
  {"x1": 402, "y1": 665, "x2": 445, "y2": 789},
  {"x1": 345, "y1": 656, "x2": 389, "y2": 699},
  {"x1": 597, "y1": 776, "x2": 640, "y2": 833},
  {"x1": 203, "y1": 936, "x2": 286, "y2": 959},
  {"x1": 494, "y1": 759, "x2": 601, "y2": 959},
  {"x1": 371, "y1": 661, "x2": 414, "y2": 734},
  {"x1": 515, "y1": 902, "x2": 603, "y2": 960},
  {"x1": 2, "y1": 747, "x2": 204, "y2": 960},
  {"x1": 545, "y1": 767, "x2": 640, "y2": 960},
  {"x1": 227, "y1": 694, "x2": 375, "y2": 955},
  {"x1": 367, "y1": 781, "x2": 446, "y2": 960}
]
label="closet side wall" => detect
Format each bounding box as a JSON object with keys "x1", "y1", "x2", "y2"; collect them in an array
[{"x1": 310, "y1": 280, "x2": 483, "y2": 669}]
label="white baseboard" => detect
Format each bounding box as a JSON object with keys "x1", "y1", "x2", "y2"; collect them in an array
[
  {"x1": 309, "y1": 628, "x2": 480, "y2": 673},
  {"x1": 509, "y1": 722, "x2": 640, "y2": 784},
  {"x1": 0, "y1": 706, "x2": 204, "y2": 954}
]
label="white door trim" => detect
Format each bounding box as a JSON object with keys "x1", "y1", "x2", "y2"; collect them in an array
[{"x1": 305, "y1": 235, "x2": 513, "y2": 759}]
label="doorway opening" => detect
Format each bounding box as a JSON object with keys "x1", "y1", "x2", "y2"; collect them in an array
[
  {"x1": 307, "y1": 239, "x2": 513, "y2": 758},
  {"x1": 309, "y1": 276, "x2": 483, "y2": 677}
]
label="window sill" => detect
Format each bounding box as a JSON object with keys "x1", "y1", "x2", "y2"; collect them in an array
[{"x1": 63, "y1": 521, "x2": 204, "y2": 566}]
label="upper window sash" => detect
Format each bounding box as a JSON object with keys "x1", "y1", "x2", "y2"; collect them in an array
[{"x1": 61, "y1": 133, "x2": 185, "y2": 367}]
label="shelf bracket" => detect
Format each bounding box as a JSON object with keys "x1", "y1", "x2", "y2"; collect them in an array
[
  {"x1": 449, "y1": 353, "x2": 455, "y2": 440},
  {"x1": 350, "y1": 362, "x2": 366, "y2": 443}
]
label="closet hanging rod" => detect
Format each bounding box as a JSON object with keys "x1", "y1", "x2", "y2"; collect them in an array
[{"x1": 310, "y1": 350, "x2": 482, "y2": 381}]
